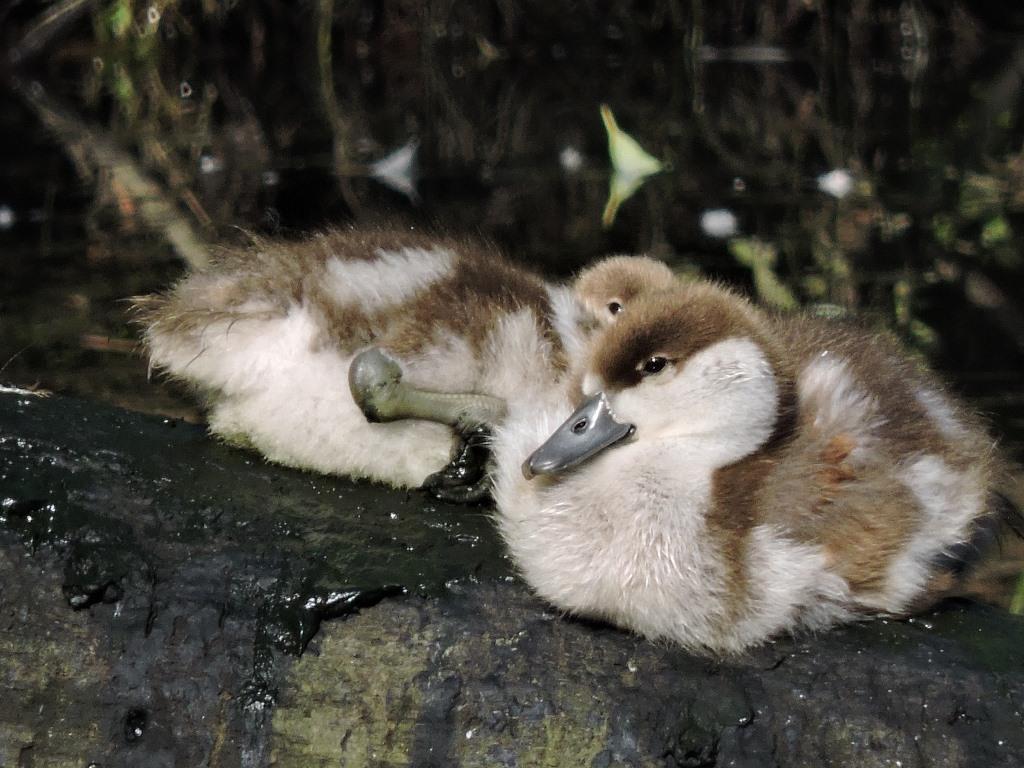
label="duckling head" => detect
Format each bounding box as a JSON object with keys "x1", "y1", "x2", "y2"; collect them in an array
[
  {"x1": 526, "y1": 282, "x2": 785, "y2": 477},
  {"x1": 573, "y1": 255, "x2": 677, "y2": 326}
]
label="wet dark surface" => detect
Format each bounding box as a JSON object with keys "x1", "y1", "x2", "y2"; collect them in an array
[
  {"x1": 0, "y1": 388, "x2": 509, "y2": 644},
  {"x1": 371, "y1": 583, "x2": 1024, "y2": 767},
  {"x1": 0, "y1": 386, "x2": 509, "y2": 760}
]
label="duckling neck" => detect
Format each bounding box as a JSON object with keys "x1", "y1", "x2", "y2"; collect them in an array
[{"x1": 644, "y1": 429, "x2": 766, "y2": 472}]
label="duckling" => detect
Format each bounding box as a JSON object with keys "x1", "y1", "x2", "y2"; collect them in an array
[
  {"x1": 492, "y1": 281, "x2": 1022, "y2": 654},
  {"x1": 571, "y1": 255, "x2": 676, "y2": 324},
  {"x1": 347, "y1": 254, "x2": 677, "y2": 434},
  {"x1": 135, "y1": 229, "x2": 676, "y2": 492}
]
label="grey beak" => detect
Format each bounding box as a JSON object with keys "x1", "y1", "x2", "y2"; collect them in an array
[{"x1": 523, "y1": 393, "x2": 636, "y2": 479}]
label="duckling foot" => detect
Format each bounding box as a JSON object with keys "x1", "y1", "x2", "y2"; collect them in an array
[
  {"x1": 349, "y1": 347, "x2": 406, "y2": 423},
  {"x1": 349, "y1": 347, "x2": 508, "y2": 429},
  {"x1": 421, "y1": 425, "x2": 493, "y2": 504}
]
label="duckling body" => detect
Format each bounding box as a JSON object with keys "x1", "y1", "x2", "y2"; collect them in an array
[
  {"x1": 494, "y1": 281, "x2": 1019, "y2": 653},
  {"x1": 138, "y1": 229, "x2": 674, "y2": 489}
]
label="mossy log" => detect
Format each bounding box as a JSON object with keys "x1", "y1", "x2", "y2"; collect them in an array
[{"x1": 1, "y1": 389, "x2": 1023, "y2": 767}]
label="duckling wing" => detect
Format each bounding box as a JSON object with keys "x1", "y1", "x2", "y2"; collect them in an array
[{"x1": 765, "y1": 316, "x2": 1003, "y2": 613}]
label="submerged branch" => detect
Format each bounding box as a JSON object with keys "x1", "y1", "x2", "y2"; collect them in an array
[
  {"x1": 12, "y1": 79, "x2": 211, "y2": 269},
  {"x1": 315, "y1": 0, "x2": 362, "y2": 217},
  {"x1": 8, "y1": 0, "x2": 97, "y2": 64}
]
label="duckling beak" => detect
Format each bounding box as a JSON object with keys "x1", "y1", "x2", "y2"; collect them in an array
[{"x1": 523, "y1": 393, "x2": 636, "y2": 479}]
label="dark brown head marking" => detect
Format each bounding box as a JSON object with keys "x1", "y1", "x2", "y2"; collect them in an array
[{"x1": 590, "y1": 282, "x2": 771, "y2": 391}]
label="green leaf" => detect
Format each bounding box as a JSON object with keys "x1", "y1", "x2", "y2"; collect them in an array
[
  {"x1": 600, "y1": 105, "x2": 663, "y2": 227},
  {"x1": 727, "y1": 237, "x2": 798, "y2": 311},
  {"x1": 601, "y1": 105, "x2": 663, "y2": 178},
  {"x1": 980, "y1": 215, "x2": 1011, "y2": 248},
  {"x1": 1011, "y1": 572, "x2": 1024, "y2": 615},
  {"x1": 931, "y1": 214, "x2": 956, "y2": 248},
  {"x1": 959, "y1": 173, "x2": 1003, "y2": 220}
]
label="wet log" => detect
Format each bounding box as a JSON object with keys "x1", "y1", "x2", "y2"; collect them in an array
[{"x1": 1, "y1": 388, "x2": 1023, "y2": 767}]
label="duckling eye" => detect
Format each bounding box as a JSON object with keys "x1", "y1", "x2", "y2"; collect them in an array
[
  {"x1": 639, "y1": 356, "x2": 668, "y2": 377},
  {"x1": 607, "y1": 301, "x2": 623, "y2": 316}
]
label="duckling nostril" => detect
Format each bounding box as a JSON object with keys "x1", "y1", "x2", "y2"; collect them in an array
[{"x1": 571, "y1": 418, "x2": 589, "y2": 434}]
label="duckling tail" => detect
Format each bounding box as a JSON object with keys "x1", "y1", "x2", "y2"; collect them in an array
[{"x1": 936, "y1": 488, "x2": 1024, "y2": 612}]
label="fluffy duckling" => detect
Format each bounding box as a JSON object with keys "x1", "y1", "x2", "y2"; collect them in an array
[
  {"x1": 347, "y1": 254, "x2": 677, "y2": 429},
  {"x1": 571, "y1": 255, "x2": 676, "y2": 324},
  {"x1": 135, "y1": 229, "x2": 675, "y2": 491},
  {"x1": 493, "y1": 281, "x2": 1022, "y2": 654}
]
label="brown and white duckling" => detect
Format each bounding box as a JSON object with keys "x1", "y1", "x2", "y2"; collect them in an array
[
  {"x1": 492, "y1": 281, "x2": 1022, "y2": 654},
  {"x1": 347, "y1": 254, "x2": 676, "y2": 428},
  {"x1": 571, "y1": 255, "x2": 676, "y2": 324},
  {"x1": 136, "y1": 229, "x2": 675, "y2": 491}
]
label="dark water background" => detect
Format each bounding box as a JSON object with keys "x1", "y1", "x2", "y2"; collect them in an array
[{"x1": 1, "y1": 0, "x2": 1023, "y2": 458}]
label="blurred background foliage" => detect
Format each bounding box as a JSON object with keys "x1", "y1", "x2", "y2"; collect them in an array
[{"x1": 0, "y1": 0, "x2": 1022, "y2": 456}]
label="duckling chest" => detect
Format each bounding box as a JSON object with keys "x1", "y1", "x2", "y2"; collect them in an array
[{"x1": 546, "y1": 447, "x2": 721, "y2": 567}]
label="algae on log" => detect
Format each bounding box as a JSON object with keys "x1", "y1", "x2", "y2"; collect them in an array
[{"x1": 1, "y1": 388, "x2": 1023, "y2": 767}]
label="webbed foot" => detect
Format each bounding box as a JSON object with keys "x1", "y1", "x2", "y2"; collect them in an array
[
  {"x1": 349, "y1": 347, "x2": 508, "y2": 429},
  {"x1": 349, "y1": 348, "x2": 405, "y2": 422},
  {"x1": 421, "y1": 425, "x2": 493, "y2": 504}
]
